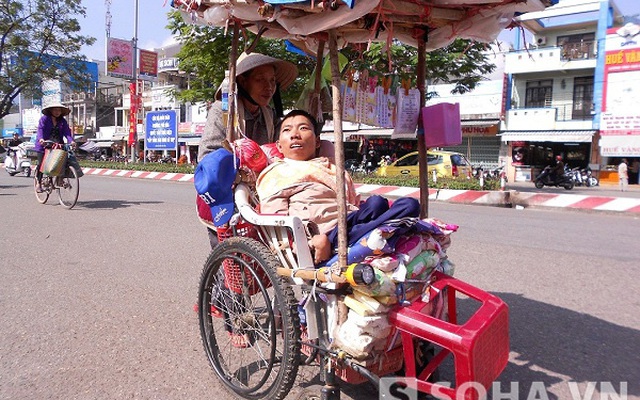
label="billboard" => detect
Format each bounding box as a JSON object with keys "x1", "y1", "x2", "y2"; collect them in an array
[
  {"x1": 139, "y1": 49, "x2": 158, "y2": 81},
  {"x1": 107, "y1": 37, "x2": 134, "y2": 79},
  {"x1": 599, "y1": 23, "x2": 640, "y2": 156}
]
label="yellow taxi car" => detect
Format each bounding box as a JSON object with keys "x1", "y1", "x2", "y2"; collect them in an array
[{"x1": 374, "y1": 150, "x2": 472, "y2": 179}]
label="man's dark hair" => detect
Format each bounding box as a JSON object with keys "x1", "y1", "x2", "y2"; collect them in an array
[{"x1": 277, "y1": 110, "x2": 321, "y2": 136}]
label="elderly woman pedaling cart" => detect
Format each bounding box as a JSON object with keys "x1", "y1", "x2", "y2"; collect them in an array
[{"x1": 176, "y1": 0, "x2": 555, "y2": 399}]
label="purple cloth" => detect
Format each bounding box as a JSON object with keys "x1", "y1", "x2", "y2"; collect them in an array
[
  {"x1": 34, "y1": 115, "x2": 73, "y2": 153},
  {"x1": 326, "y1": 195, "x2": 420, "y2": 248}
]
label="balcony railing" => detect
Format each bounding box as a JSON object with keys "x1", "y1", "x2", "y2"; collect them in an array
[
  {"x1": 512, "y1": 89, "x2": 595, "y2": 121},
  {"x1": 560, "y1": 40, "x2": 596, "y2": 61}
]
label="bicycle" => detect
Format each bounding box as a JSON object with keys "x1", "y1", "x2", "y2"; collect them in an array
[{"x1": 34, "y1": 141, "x2": 80, "y2": 209}]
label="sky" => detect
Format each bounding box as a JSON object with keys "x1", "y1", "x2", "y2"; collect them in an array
[
  {"x1": 79, "y1": 0, "x2": 640, "y2": 62},
  {"x1": 80, "y1": 0, "x2": 177, "y2": 62}
]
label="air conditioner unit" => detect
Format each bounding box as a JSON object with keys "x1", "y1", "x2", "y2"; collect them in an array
[{"x1": 536, "y1": 36, "x2": 547, "y2": 46}]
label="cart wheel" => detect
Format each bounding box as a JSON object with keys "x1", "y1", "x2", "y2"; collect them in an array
[{"x1": 198, "y1": 237, "x2": 301, "y2": 400}]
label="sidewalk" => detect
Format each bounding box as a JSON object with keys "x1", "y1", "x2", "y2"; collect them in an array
[{"x1": 80, "y1": 167, "x2": 640, "y2": 215}]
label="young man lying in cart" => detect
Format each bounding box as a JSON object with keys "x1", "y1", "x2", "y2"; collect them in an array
[{"x1": 256, "y1": 109, "x2": 423, "y2": 265}]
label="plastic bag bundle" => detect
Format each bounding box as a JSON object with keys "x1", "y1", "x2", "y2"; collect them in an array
[{"x1": 333, "y1": 310, "x2": 391, "y2": 360}]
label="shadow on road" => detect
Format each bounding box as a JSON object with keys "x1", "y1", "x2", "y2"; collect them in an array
[
  {"x1": 0, "y1": 183, "x2": 31, "y2": 191},
  {"x1": 495, "y1": 292, "x2": 638, "y2": 399},
  {"x1": 76, "y1": 199, "x2": 163, "y2": 210},
  {"x1": 290, "y1": 293, "x2": 638, "y2": 400}
]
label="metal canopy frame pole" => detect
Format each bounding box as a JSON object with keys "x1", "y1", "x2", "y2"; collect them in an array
[
  {"x1": 416, "y1": 37, "x2": 429, "y2": 218},
  {"x1": 328, "y1": 30, "x2": 348, "y2": 270}
]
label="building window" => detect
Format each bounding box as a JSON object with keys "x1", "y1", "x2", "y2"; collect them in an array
[
  {"x1": 116, "y1": 109, "x2": 124, "y2": 126},
  {"x1": 180, "y1": 103, "x2": 186, "y2": 123},
  {"x1": 525, "y1": 80, "x2": 553, "y2": 108},
  {"x1": 558, "y1": 33, "x2": 596, "y2": 60},
  {"x1": 572, "y1": 76, "x2": 594, "y2": 120}
]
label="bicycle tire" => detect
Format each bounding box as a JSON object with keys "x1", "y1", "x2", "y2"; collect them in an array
[
  {"x1": 198, "y1": 237, "x2": 300, "y2": 400},
  {"x1": 34, "y1": 176, "x2": 49, "y2": 204},
  {"x1": 58, "y1": 166, "x2": 79, "y2": 209}
]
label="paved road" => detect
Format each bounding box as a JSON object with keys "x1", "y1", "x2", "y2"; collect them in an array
[
  {"x1": 0, "y1": 173, "x2": 638, "y2": 400},
  {"x1": 506, "y1": 180, "x2": 640, "y2": 199}
]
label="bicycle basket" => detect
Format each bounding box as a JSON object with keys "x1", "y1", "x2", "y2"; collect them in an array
[
  {"x1": 41, "y1": 149, "x2": 67, "y2": 176},
  {"x1": 218, "y1": 221, "x2": 272, "y2": 295}
]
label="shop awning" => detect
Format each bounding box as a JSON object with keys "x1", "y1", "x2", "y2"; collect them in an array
[
  {"x1": 96, "y1": 141, "x2": 114, "y2": 148},
  {"x1": 179, "y1": 137, "x2": 202, "y2": 145},
  {"x1": 599, "y1": 135, "x2": 640, "y2": 157},
  {"x1": 499, "y1": 130, "x2": 595, "y2": 143},
  {"x1": 320, "y1": 129, "x2": 395, "y2": 142},
  {"x1": 461, "y1": 119, "x2": 500, "y2": 126},
  {"x1": 350, "y1": 129, "x2": 394, "y2": 137}
]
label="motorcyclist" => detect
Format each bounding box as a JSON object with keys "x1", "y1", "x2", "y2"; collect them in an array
[
  {"x1": 6, "y1": 133, "x2": 23, "y2": 166},
  {"x1": 8, "y1": 133, "x2": 22, "y2": 147},
  {"x1": 549, "y1": 155, "x2": 564, "y2": 183}
]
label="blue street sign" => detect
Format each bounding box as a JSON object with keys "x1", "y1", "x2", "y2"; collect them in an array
[{"x1": 145, "y1": 110, "x2": 177, "y2": 150}]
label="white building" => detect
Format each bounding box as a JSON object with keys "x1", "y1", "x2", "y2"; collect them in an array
[{"x1": 501, "y1": 0, "x2": 634, "y2": 183}]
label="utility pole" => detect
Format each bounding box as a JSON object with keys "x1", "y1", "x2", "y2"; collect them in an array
[{"x1": 130, "y1": 0, "x2": 139, "y2": 162}]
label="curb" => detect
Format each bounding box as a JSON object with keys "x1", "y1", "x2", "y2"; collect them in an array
[{"x1": 81, "y1": 168, "x2": 640, "y2": 214}]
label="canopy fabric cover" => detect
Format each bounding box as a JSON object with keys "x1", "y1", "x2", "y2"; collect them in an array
[{"x1": 174, "y1": 0, "x2": 553, "y2": 54}]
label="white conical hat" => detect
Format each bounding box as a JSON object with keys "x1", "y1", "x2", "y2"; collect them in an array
[
  {"x1": 215, "y1": 52, "x2": 299, "y2": 99},
  {"x1": 42, "y1": 102, "x2": 71, "y2": 117}
]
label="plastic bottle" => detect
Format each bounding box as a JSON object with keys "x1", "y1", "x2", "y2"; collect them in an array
[
  {"x1": 220, "y1": 70, "x2": 230, "y2": 112},
  {"x1": 219, "y1": 70, "x2": 230, "y2": 129}
]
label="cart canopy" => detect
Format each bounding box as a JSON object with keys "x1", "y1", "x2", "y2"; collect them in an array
[{"x1": 175, "y1": 0, "x2": 555, "y2": 53}]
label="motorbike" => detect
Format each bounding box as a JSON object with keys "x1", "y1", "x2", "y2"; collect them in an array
[
  {"x1": 4, "y1": 142, "x2": 33, "y2": 177},
  {"x1": 581, "y1": 167, "x2": 599, "y2": 187},
  {"x1": 569, "y1": 166, "x2": 584, "y2": 186},
  {"x1": 534, "y1": 165, "x2": 574, "y2": 190}
]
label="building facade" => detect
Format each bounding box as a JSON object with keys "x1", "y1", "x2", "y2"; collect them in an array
[{"x1": 501, "y1": 0, "x2": 636, "y2": 183}]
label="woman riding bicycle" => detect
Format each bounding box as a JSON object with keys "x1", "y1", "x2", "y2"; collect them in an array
[{"x1": 34, "y1": 103, "x2": 75, "y2": 193}]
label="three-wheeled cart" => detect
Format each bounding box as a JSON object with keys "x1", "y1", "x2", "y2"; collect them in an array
[{"x1": 176, "y1": 0, "x2": 553, "y2": 398}]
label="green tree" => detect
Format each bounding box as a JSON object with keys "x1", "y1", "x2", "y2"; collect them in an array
[
  {"x1": 166, "y1": 11, "x2": 495, "y2": 109},
  {"x1": 347, "y1": 39, "x2": 497, "y2": 100},
  {"x1": 0, "y1": 0, "x2": 96, "y2": 119},
  {"x1": 166, "y1": 10, "x2": 315, "y2": 107}
]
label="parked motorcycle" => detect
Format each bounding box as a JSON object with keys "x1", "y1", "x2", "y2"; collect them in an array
[
  {"x1": 581, "y1": 167, "x2": 599, "y2": 187},
  {"x1": 534, "y1": 165, "x2": 574, "y2": 190},
  {"x1": 472, "y1": 164, "x2": 506, "y2": 182},
  {"x1": 569, "y1": 166, "x2": 584, "y2": 186},
  {"x1": 4, "y1": 142, "x2": 33, "y2": 177}
]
